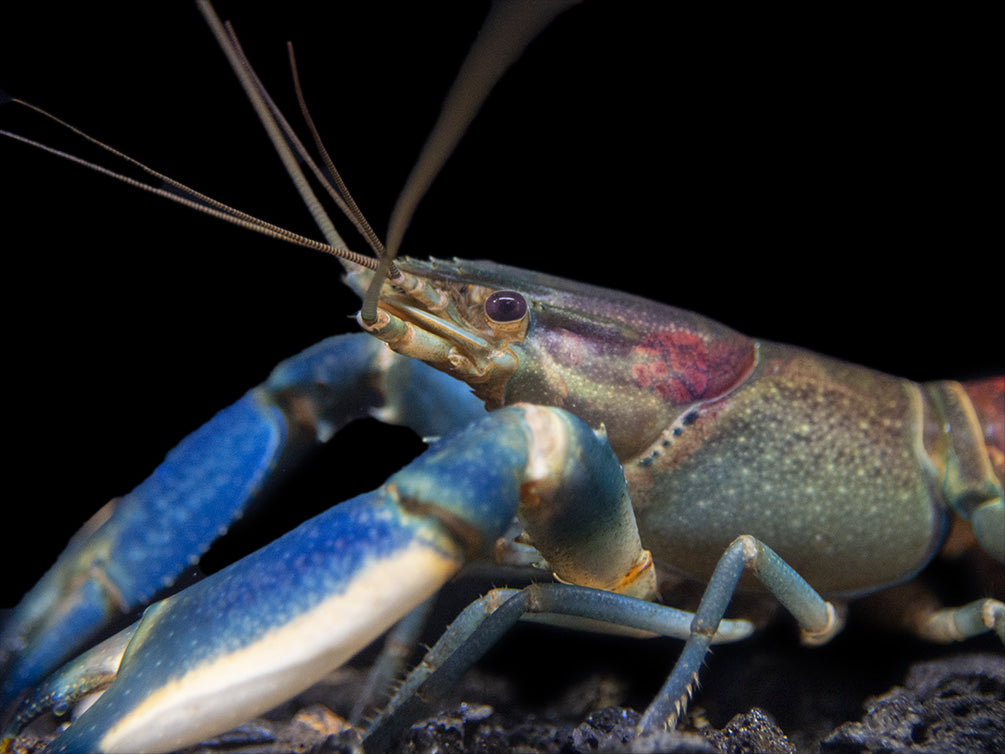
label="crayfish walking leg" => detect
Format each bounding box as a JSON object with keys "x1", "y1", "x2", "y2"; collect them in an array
[
  {"x1": 636, "y1": 532, "x2": 1003, "y2": 736},
  {"x1": 363, "y1": 583, "x2": 755, "y2": 753}
]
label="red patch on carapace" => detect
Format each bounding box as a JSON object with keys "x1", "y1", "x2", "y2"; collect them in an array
[{"x1": 631, "y1": 330, "x2": 755, "y2": 405}]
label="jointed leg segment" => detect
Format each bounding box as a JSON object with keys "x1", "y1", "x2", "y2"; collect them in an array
[
  {"x1": 363, "y1": 532, "x2": 842, "y2": 747},
  {"x1": 638, "y1": 535, "x2": 839, "y2": 735},
  {"x1": 919, "y1": 598, "x2": 1005, "y2": 644},
  {"x1": 364, "y1": 582, "x2": 754, "y2": 753}
]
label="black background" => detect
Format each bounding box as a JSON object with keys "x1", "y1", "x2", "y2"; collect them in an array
[{"x1": 1, "y1": 2, "x2": 999, "y2": 620}]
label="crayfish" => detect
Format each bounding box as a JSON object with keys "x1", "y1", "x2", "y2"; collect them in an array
[{"x1": 1, "y1": 3, "x2": 1001, "y2": 753}]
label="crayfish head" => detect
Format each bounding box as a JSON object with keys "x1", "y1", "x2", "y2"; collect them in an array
[
  {"x1": 348, "y1": 257, "x2": 527, "y2": 407},
  {"x1": 349, "y1": 257, "x2": 757, "y2": 462}
]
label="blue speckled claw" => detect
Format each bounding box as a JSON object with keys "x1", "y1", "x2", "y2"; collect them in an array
[
  {"x1": 19, "y1": 405, "x2": 641, "y2": 753},
  {"x1": 0, "y1": 334, "x2": 483, "y2": 711}
]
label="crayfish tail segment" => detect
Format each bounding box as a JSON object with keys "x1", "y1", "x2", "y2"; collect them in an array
[
  {"x1": 925, "y1": 380, "x2": 1004, "y2": 562},
  {"x1": 961, "y1": 376, "x2": 1005, "y2": 483}
]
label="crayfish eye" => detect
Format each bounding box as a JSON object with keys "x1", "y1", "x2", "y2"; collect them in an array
[{"x1": 484, "y1": 290, "x2": 527, "y2": 324}]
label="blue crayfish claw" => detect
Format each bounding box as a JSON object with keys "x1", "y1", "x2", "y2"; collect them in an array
[
  {"x1": 0, "y1": 333, "x2": 483, "y2": 723},
  {"x1": 8, "y1": 405, "x2": 643, "y2": 753}
]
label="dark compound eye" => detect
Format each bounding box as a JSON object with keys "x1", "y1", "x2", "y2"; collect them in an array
[{"x1": 484, "y1": 290, "x2": 527, "y2": 323}]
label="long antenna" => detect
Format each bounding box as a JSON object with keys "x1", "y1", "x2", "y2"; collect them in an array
[
  {"x1": 3, "y1": 2, "x2": 584, "y2": 312},
  {"x1": 359, "y1": 0, "x2": 582, "y2": 323},
  {"x1": 0, "y1": 95, "x2": 380, "y2": 269}
]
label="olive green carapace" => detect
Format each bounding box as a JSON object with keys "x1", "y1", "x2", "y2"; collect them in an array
[{"x1": 628, "y1": 343, "x2": 944, "y2": 595}]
